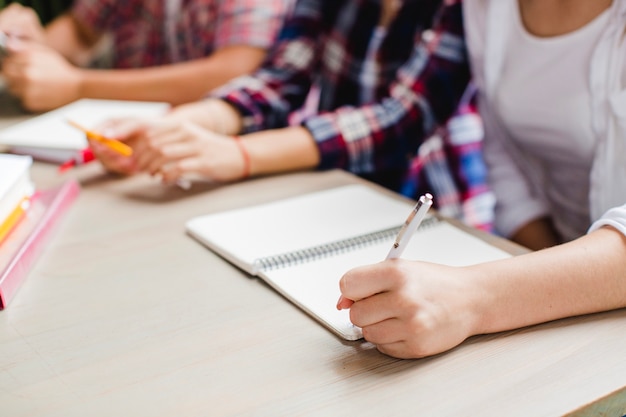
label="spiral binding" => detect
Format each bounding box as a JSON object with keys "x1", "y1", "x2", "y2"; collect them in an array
[{"x1": 252, "y1": 216, "x2": 440, "y2": 273}]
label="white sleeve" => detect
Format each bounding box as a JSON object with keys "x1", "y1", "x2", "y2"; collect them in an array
[{"x1": 588, "y1": 204, "x2": 626, "y2": 236}]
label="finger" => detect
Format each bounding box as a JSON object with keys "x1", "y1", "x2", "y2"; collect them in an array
[
  {"x1": 134, "y1": 136, "x2": 167, "y2": 173},
  {"x1": 143, "y1": 143, "x2": 188, "y2": 175},
  {"x1": 360, "y1": 317, "x2": 406, "y2": 345},
  {"x1": 0, "y1": 5, "x2": 29, "y2": 34},
  {"x1": 336, "y1": 295, "x2": 354, "y2": 310},
  {"x1": 374, "y1": 341, "x2": 415, "y2": 359},
  {"x1": 145, "y1": 141, "x2": 198, "y2": 175},
  {"x1": 159, "y1": 156, "x2": 202, "y2": 184},
  {"x1": 96, "y1": 118, "x2": 149, "y2": 141},
  {"x1": 89, "y1": 139, "x2": 137, "y2": 174},
  {"x1": 339, "y1": 262, "x2": 396, "y2": 303},
  {"x1": 144, "y1": 120, "x2": 181, "y2": 137},
  {"x1": 348, "y1": 290, "x2": 399, "y2": 328},
  {"x1": 135, "y1": 126, "x2": 187, "y2": 172},
  {"x1": 132, "y1": 122, "x2": 179, "y2": 153},
  {"x1": 5, "y1": 35, "x2": 26, "y2": 52},
  {"x1": 90, "y1": 139, "x2": 119, "y2": 157}
]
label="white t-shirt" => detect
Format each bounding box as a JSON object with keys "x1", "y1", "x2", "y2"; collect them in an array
[{"x1": 493, "y1": 4, "x2": 610, "y2": 241}]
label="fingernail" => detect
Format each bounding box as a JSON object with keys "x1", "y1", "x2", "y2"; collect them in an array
[{"x1": 336, "y1": 295, "x2": 344, "y2": 310}]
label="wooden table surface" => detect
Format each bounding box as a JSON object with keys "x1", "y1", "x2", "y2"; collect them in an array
[{"x1": 1, "y1": 94, "x2": 625, "y2": 417}]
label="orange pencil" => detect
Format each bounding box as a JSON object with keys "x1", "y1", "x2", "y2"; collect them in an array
[
  {"x1": 0, "y1": 197, "x2": 29, "y2": 245},
  {"x1": 66, "y1": 120, "x2": 133, "y2": 157}
]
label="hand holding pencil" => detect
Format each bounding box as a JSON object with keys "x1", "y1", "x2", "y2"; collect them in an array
[
  {"x1": 66, "y1": 118, "x2": 141, "y2": 176},
  {"x1": 67, "y1": 120, "x2": 133, "y2": 157}
]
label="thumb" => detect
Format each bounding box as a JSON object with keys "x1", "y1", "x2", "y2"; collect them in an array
[
  {"x1": 337, "y1": 262, "x2": 392, "y2": 308},
  {"x1": 98, "y1": 118, "x2": 149, "y2": 142}
]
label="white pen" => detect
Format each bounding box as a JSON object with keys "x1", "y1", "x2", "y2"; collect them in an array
[{"x1": 385, "y1": 193, "x2": 433, "y2": 260}]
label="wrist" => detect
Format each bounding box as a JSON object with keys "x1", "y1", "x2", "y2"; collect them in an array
[
  {"x1": 459, "y1": 265, "x2": 494, "y2": 337},
  {"x1": 74, "y1": 68, "x2": 88, "y2": 99},
  {"x1": 232, "y1": 135, "x2": 251, "y2": 179}
]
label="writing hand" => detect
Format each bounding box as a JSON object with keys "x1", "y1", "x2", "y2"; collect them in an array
[
  {"x1": 132, "y1": 120, "x2": 248, "y2": 184},
  {"x1": 89, "y1": 118, "x2": 150, "y2": 175},
  {"x1": 338, "y1": 259, "x2": 479, "y2": 359}
]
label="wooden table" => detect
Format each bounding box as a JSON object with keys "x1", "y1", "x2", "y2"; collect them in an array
[{"x1": 1, "y1": 95, "x2": 626, "y2": 417}]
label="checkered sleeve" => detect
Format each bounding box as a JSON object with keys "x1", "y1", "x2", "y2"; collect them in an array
[
  {"x1": 212, "y1": 0, "x2": 326, "y2": 131},
  {"x1": 71, "y1": 0, "x2": 127, "y2": 33},
  {"x1": 303, "y1": 1, "x2": 470, "y2": 175},
  {"x1": 214, "y1": 0, "x2": 294, "y2": 50}
]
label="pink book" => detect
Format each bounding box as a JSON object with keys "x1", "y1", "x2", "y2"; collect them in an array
[{"x1": 0, "y1": 180, "x2": 80, "y2": 309}]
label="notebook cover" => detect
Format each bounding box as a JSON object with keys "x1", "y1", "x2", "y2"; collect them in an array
[{"x1": 0, "y1": 180, "x2": 80, "y2": 309}]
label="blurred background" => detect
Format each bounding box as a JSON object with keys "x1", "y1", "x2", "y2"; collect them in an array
[{"x1": 0, "y1": 0, "x2": 72, "y2": 25}]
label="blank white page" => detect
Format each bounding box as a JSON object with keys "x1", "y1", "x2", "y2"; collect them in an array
[
  {"x1": 0, "y1": 154, "x2": 32, "y2": 200},
  {"x1": 0, "y1": 154, "x2": 33, "y2": 222},
  {"x1": 0, "y1": 99, "x2": 170, "y2": 151},
  {"x1": 185, "y1": 185, "x2": 414, "y2": 273},
  {"x1": 262, "y1": 220, "x2": 512, "y2": 340}
]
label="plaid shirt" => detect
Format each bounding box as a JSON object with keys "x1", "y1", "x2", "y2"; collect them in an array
[
  {"x1": 72, "y1": 0, "x2": 292, "y2": 68},
  {"x1": 215, "y1": 0, "x2": 493, "y2": 229}
]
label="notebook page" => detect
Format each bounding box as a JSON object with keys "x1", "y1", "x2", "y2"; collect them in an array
[
  {"x1": 0, "y1": 99, "x2": 170, "y2": 151},
  {"x1": 185, "y1": 185, "x2": 414, "y2": 274},
  {"x1": 0, "y1": 154, "x2": 32, "y2": 200},
  {"x1": 0, "y1": 154, "x2": 33, "y2": 223},
  {"x1": 261, "y1": 220, "x2": 512, "y2": 340}
]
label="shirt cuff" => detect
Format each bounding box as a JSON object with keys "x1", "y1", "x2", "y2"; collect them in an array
[
  {"x1": 216, "y1": 94, "x2": 262, "y2": 134},
  {"x1": 588, "y1": 205, "x2": 626, "y2": 237},
  {"x1": 302, "y1": 114, "x2": 346, "y2": 171}
]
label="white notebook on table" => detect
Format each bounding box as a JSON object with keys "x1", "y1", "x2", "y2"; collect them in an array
[
  {"x1": 0, "y1": 99, "x2": 170, "y2": 163},
  {"x1": 186, "y1": 184, "x2": 512, "y2": 340}
]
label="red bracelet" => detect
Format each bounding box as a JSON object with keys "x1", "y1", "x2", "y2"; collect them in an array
[{"x1": 233, "y1": 136, "x2": 250, "y2": 179}]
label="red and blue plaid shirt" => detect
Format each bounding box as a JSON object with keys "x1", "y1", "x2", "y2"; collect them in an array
[
  {"x1": 215, "y1": 0, "x2": 493, "y2": 229},
  {"x1": 72, "y1": 0, "x2": 292, "y2": 69}
]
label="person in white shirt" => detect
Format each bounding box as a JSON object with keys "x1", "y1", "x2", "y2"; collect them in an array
[{"x1": 338, "y1": 0, "x2": 626, "y2": 359}]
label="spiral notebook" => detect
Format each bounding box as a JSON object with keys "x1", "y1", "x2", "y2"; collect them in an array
[{"x1": 186, "y1": 184, "x2": 512, "y2": 340}]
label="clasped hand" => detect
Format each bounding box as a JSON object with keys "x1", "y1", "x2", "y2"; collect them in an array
[
  {"x1": 1, "y1": 39, "x2": 81, "y2": 112},
  {"x1": 0, "y1": 4, "x2": 80, "y2": 112},
  {"x1": 90, "y1": 118, "x2": 248, "y2": 184}
]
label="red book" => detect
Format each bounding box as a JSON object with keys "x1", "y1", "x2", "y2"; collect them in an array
[{"x1": 0, "y1": 180, "x2": 80, "y2": 309}]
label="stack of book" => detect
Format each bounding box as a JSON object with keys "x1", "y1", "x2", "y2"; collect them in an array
[
  {"x1": 0, "y1": 153, "x2": 79, "y2": 308},
  {"x1": 0, "y1": 154, "x2": 34, "y2": 245}
]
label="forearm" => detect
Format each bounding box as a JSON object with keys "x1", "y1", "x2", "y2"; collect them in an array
[
  {"x1": 469, "y1": 226, "x2": 626, "y2": 335},
  {"x1": 166, "y1": 98, "x2": 244, "y2": 135},
  {"x1": 77, "y1": 46, "x2": 267, "y2": 105},
  {"x1": 241, "y1": 126, "x2": 320, "y2": 176},
  {"x1": 44, "y1": 14, "x2": 99, "y2": 66}
]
